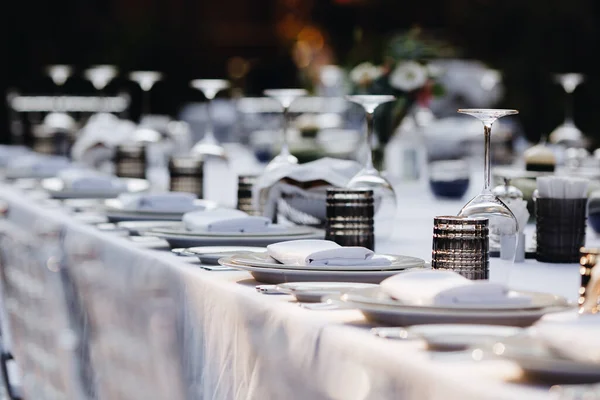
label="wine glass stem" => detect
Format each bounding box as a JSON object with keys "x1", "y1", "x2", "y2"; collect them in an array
[
  {"x1": 483, "y1": 124, "x2": 492, "y2": 193},
  {"x1": 280, "y1": 106, "x2": 291, "y2": 156},
  {"x1": 565, "y1": 92, "x2": 574, "y2": 124},
  {"x1": 142, "y1": 90, "x2": 150, "y2": 116},
  {"x1": 204, "y1": 98, "x2": 217, "y2": 144},
  {"x1": 364, "y1": 111, "x2": 375, "y2": 171}
]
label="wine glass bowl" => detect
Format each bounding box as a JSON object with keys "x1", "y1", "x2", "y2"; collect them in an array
[
  {"x1": 263, "y1": 89, "x2": 308, "y2": 171},
  {"x1": 346, "y1": 94, "x2": 398, "y2": 239}
]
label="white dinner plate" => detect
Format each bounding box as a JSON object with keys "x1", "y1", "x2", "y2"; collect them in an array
[
  {"x1": 62, "y1": 198, "x2": 105, "y2": 212},
  {"x1": 116, "y1": 220, "x2": 182, "y2": 235},
  {"x1": 143, "y1": 227, "x2": 325, "y2": 249},
  {"x1": 398, "y1": 324, "x2": 524, "y2": 351},
  {"x1": 227, "y1": 252, "x2": 425, "y2": 271},
  {"x1": 275, "y1": 282, "x2": 377, "y2": 303},
  {"x1": 477, "y1": 334, "x2": 600, "y2": 384},
  {"x1": 42, "y1": 177, "x2": 150, "y2": 199},
  {"x1": 331, "y1": 287, "x2": 573, "y2": 327},
  {"x1": 217, "y1": 259, "x2": 424, "y2": 284},
  {"x1": 104, "y1": 199, "x2": 219, "y2": 222},
  {"x1": 148, "y1": 224, "x2": 319, "y2": 238},
  {"x1": 185, "y1": 246, "x2": 266, "y2": 264}
]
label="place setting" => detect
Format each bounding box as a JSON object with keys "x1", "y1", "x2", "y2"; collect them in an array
[
  {"x1": 40, "y1": 167, "x2": 150, "y2": 199},
  {"x1": 103, "y1": 191, "x2": 219, "y2": 223},
  {"x1": 219, "y1": 239, "x2": 426, "y2": 284},
  {"x1": 462, "y1": 247, "x2": 600, "y2": 385},
  {"x1": 143, "y1": 208, "x2": 325, "y2": 248}
]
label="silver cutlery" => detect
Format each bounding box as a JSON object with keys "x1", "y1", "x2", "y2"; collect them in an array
[
  {"x1": 370, "y1": 327, "x2": 412, "y2": 340},
  {"x1": 199, "y1": 265, "x2": 237, "y2": 272},
  {"x1": 298, "y1": 301, "x2": 343, "y2": 310},
  {"x1": 256, "y1": 285, "x2": 283, "y2": 294}
]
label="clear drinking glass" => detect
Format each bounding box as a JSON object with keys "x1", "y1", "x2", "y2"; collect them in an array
[
  {"x1": 346, "y1": 95, "x2": 397, "y2": 238},
  {"x1": 549, "y1": 73, "x2": 584, "y2": 146},
  {"x1": 263, "y1": 89, "x2": 308, "y2": 171},
  {"x1": 457, "y1": 109, "x2": 519, "y2": 260},
  {"x1": 129, "y1": 71, "x2": 163, "y2": 116},
  {"x1": 189, "y1": 79, "x2": 230, "y2": 159}
]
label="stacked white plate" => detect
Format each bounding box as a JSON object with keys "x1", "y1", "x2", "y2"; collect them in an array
[
  {"x1": 473, "y1": 333, "x2": 600, "y2": 384},
  {"x1": 330, "y1": 286, "x2": 573, "y2": 327},
  {"x1": 103, "y1": 198, "x2": 219, "y2": 222},
  {"x1": 144, "y1": 224, "x2": 326, "y2": 249},
  {"x1": 42, "y1": 177, "x2": 150, "y2": 199},
  {"x1": 218, "y1": 252, "x2": 426, "y2": 284}
]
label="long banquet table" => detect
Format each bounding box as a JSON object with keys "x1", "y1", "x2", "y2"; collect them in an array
[{"x1": 0, "y1": 171, "x2": 591, "y2": 400}]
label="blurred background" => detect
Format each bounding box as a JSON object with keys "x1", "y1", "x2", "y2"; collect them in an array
[{"x1": 2, "y1": 0, "x2": 600, "y2": 146}]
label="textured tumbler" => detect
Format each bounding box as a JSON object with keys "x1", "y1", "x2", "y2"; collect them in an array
[
  {"x1": 114, "y1": 143, "x2": 147, "y2": 179},
  {"x1": 432, "y1": 216, "x2": 489, "y2": 280},
  {"x1": 535, "y1": 198, "x2": 587, "y2": 263},
  {"x1": 325, "y1": 188, "x2": 374, "y2": 251},
  {"x1": 168, "y1": 156, "x2": 204, "y2": 198}
]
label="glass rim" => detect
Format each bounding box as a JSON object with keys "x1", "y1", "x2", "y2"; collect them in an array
[
  {"x1": 457, "y1": 108, "x2": 519, "y2": 114},
  {"x1": 434, "y1": 215, "x2": 489, "y2": 224}
]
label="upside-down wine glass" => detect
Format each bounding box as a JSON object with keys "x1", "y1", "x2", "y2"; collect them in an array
[
  {"x1": 549, "y1": 73, "x2": 584, "y2": 146},
  {"x1": 129, "y1": 71, "x2": 163, "y2": 116},
  {"x1": 189, "y1": 79, "x2": 230, "y2": 159},
  {"x1": 262, "y1": 89, "x2": 308, "y2": 171},
  {"x1": 457, "y1": 109, "x2": 519, "y2": 268},
  {"x1": 346, "y1": 95, "x2": 398, "y2": 239}
]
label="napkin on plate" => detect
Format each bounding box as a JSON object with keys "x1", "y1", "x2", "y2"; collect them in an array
[
  {"x1": 58, "y1": 169, "x2": 126, "y2": 191},
  {"x1": 183, "y1": 208, "x2": 271, "y2": 233},
  {"x1": 533, "y1": 313, "x2": 600, "y2": 363},
  {"x1": 266, "y1": 239, "x2": 392, "y2": 266},
  {"x1": 118, "y1": 192, "x2": 198, "y2": 213},
  {"x1": 380, "y1": 269, "x2": 531, "y2": 306},
  {"x1": 7, "y1": 154, "x2": 71, "y2": 176},
  {"x1": 0, "y1": 145, "x2": 30, "y2": 167}
]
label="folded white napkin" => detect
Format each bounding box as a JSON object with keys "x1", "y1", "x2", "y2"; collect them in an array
[
  {"x1": 8, "y1": 154, "x2": 71, "y2": 175},
  {"x1": 183, "y1": 208, "x2": 271, "y2": 232},
  {"x1": 533, "y1": 313, "x2": 600, "y2": 363},
  {"x1": 58, "y1": 169, "x2": 126, "y2": 191},
  {"x1": 118, "y1": 192, "x2": 197, "y2": 213},
  {"x1": 380, "y1": 270, "x2": 532, "y2": 306},
  {"x1": 0, "y1": 145, "x2": 29, "y2": 167},
  {"x1": 267, "y1": 239, "x2": 391, "y2": 266},
  {"x1": 251, "y1": 157, "x2": 362, "y2": 218}
]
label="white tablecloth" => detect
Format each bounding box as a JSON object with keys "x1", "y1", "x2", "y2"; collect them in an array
[{"x1": 0, "y1": 172, "x2": 591, "y2": 400}]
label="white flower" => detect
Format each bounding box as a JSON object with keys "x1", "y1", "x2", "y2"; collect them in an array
[
  {"x1": 350, "y1": 62, "x2": 383, "y2": 85},
  {"x1": 389, "y1": 61, "x2": 428, "y2": 91}
]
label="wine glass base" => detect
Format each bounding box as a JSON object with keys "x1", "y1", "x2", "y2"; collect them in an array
[
  {"x1": 549, "y1": 122, "x2": 584, "y2": 146},
  {"x1": 346, "y1": 169, "x2": 398, "y2": 239},
  {"x1": 264, "y1": 153, "x2": 298, "y2": 172},
  {"x1": 191, "y1": 140, "x2": 227, "y2": 159}
]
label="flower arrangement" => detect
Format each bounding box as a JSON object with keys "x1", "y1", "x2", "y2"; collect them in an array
[{"x1": 347, "y1": 27, "x2": 457, "y2": 145}]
